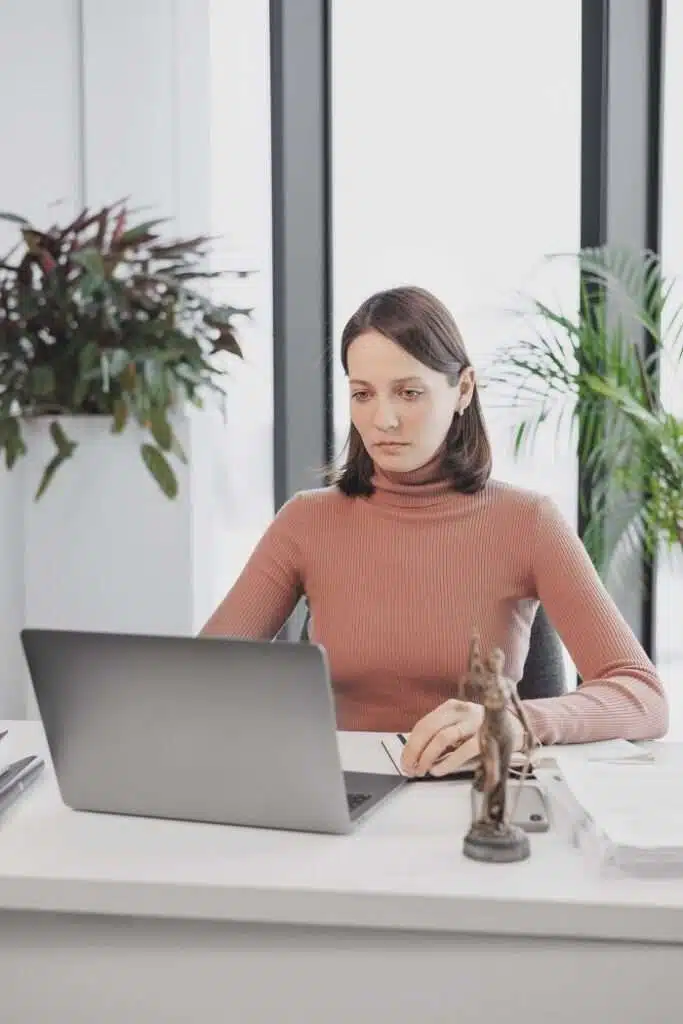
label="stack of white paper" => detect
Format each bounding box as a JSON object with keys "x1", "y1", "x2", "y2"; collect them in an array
[
  {"x1": 551, "y1": 751, "x2": 683, "y2": 876},
  {"x1": 538, "y1": 737, "x2": 654, "y2": 770}
]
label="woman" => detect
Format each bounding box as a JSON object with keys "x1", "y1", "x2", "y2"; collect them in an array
[{"x1": 201, "y1": 285, "x2": 668, "y2": 777}]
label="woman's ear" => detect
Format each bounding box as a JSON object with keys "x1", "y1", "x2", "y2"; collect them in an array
[{"x1": 457, "y1": 366, "x2": 476, "y2": 414}]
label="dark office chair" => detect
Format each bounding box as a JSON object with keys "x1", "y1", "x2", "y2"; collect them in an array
[
  {"x1": 298, "y1": 600, "x2": 567, "y2": 700},
  {"x1": 517, "y1": 603, "x2": 567, "y2": 698}
]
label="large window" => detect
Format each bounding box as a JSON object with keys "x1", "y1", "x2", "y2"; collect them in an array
[
  {"x1": 331, "y1": 0, "x2": 582, "y2": 680},
  {"x1": 208, "y1": 0, "x2": 274, "y2": 608}
]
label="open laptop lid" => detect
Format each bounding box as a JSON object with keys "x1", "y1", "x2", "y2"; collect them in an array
[{"x1": 21, "y1": 629, "x2": 358, "y2": 833}]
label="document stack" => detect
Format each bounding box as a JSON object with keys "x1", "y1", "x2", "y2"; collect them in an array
[{"x1": 548, "y1": 746, "x2": 683, "y2": 877}]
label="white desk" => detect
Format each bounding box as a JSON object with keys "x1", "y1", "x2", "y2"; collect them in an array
[{"x1": 0, "y1": 720, "x2": 681, "y2": 1023}]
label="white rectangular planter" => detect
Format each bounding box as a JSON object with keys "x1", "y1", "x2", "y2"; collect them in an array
[{"x1": 23, "y1": 415, "x2": 196, "y2": 638}]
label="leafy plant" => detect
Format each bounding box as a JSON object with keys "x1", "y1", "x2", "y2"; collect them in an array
[
  {"x1": 487, "y1": 245, "x2": 683, "y2": 580},
  {"x1": 0, "y1": 199, "x2": 250, "y2": 499}
]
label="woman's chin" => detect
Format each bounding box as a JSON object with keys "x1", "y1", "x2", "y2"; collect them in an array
[{"x1": 374, "y1": 446, "x2": 416, "y2": 469}]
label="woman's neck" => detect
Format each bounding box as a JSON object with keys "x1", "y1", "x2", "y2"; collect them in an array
[{"x1": 369, "y1": 448, "x2": 456, "y2": 509}]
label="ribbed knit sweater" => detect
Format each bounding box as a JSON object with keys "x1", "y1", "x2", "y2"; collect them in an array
[{"x1": 201, "y1": 458, "x2": 668, "y2": 745}]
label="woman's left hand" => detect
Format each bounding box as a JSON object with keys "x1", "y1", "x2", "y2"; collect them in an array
[{"x1": 399, "y1": 698, "x2": 523, "y2": 777}]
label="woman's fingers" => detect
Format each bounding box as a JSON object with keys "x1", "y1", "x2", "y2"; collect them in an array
[
  {"x1": 400, "y1": 699, "x2": 470, "y2": 774},
  {"x1": 414, "y1": 719, "x2": 474, "y2": 777},
  {"x1": 428, "y1": 733, "x2": 481, "y2": 777}
]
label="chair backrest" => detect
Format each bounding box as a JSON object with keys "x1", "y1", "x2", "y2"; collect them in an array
[
  {"x1": 298, "y1": 600, "x2": 567, "y2": 700},
  {"x1": 517, "y1": 603, "x2": 567, "y2": 698}
]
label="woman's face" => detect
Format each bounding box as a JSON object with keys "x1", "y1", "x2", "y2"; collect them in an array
[{"x1": 346, "y1": 329, "x2": 474, "y2": 473}]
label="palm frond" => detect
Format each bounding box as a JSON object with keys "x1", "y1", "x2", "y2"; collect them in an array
[
  {"x1": 571, "y1": 245, "x2": 665, "y2": 343},
  {"x1": 489, "y1": 243, "x2": 683, "y2": 581}
]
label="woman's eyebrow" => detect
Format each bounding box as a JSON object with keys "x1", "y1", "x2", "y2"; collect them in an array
[{"x1": 349, "y1": 376, "x2": 425, "y2": 386}]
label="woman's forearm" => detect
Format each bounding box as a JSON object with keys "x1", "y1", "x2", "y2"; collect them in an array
[{"x1": 522, "y1": 671, "x2": 668, "y2": 745}]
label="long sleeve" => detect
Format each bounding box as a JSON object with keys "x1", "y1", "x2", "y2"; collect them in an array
[
  {"x1": 523, "y1": 496, "x2": 669, "y2": 745},
  {"x1": 200, "y1": 494, "x2": 305, "y2": 639}
]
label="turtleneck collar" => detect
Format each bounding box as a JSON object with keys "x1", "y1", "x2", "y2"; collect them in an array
[{"x1": 369, "y1": 448, "x2": 458, "y2": 509}]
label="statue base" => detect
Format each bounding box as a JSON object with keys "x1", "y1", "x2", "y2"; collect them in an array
[{"x1": 463, "y1": 821, "x2": 530, "y2": 863}]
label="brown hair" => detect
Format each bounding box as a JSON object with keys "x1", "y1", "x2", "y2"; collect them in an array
[{"x1": 332, "y1": 285, "x2": 492, "y2": 497}]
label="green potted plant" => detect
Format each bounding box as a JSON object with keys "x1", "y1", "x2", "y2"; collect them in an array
[
  {"x1": 487, "y1": 245, "x2": 683, "y2": 581},
  {"x1": 0, "y1": 199, "x2": 249, "y2": 499}
]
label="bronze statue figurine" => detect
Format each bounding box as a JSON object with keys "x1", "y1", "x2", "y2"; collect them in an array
[{"x1": 460, "y1": 634, "x2": 538, "y2": 863}]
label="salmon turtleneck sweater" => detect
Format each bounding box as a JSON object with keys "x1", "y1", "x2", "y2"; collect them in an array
[{"x1": 201, "y1": 455, "x2": 668, "y2": 744}]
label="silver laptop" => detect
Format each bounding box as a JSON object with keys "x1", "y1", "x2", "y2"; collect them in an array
[{"x1": 20, "y1": 628, "x2": 406, "y2": 835}]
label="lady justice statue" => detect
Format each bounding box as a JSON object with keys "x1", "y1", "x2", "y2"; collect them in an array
[{"x1": 461, "y1": 634, "x2": 539, "y2": 863}]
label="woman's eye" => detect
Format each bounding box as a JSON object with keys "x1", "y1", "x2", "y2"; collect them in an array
[
  {"x1": 402, "y1": 389, "x2": 423, "y2": 400},
  {"x1": 351, "y1": 391, "x2": 370, "y2": 402}
]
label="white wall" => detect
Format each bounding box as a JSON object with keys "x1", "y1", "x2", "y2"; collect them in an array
[
  {"x1": 0, "y1": 0, "x2": 274, "y2": 714},
  {"x1": 0, "y1": 0, "x2": 83, "y2": 717},
  {"x1": 331, "y1": 0, "x2": 582, "y2": 679}
]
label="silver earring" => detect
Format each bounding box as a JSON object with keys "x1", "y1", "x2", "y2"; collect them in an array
[{"x1": 458, "y1": 407, "x2": 465, "y2": 417}]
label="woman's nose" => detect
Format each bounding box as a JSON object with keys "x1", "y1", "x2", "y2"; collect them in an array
[{"x1": 373, "y1": 401, "x2": 399, "y2": 430}]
